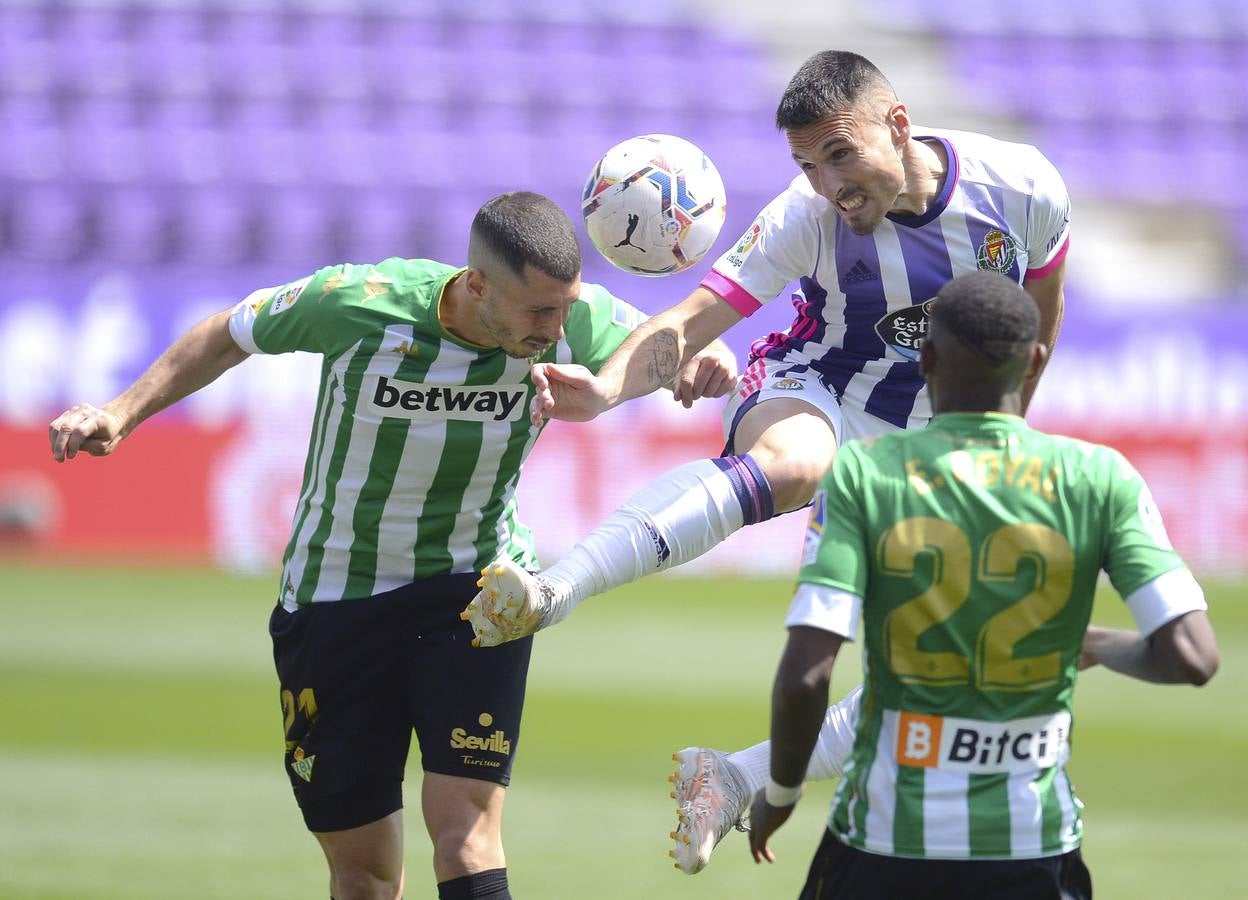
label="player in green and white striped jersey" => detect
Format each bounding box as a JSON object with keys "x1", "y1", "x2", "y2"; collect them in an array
[
  {"x1": 748, "y1": 272, "x2": 1218, "y2": 898},
  {"x1": 47, "y1": 192, "x2": 736, "y2": 900}
]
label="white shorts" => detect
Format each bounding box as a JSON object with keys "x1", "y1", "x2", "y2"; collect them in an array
[{"x1": 721, "y1": 356, "x2": 930, "y2": 453}]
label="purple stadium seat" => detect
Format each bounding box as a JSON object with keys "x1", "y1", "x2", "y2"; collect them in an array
[
  {"x1": 386, "y1": 111, "x2": 461, "y2": 189},
  {"x1": 304, "y1": 103, "x2": 385, "y2": 187},
  {"x1": 130, "y1": 7, "x2": 215, "y2": 100},
  {"x1": 216, "y1": 114, "x2": 305, "y2": 187},
  {"x1": 0, "y1": 98, "x2": 68, "y2": 184},
  {"x1": 377, "y1": 38, "x2": 456, "y2": 107},
  {"x1": 213, "y1": 11, "x2": 295, "y2": 102},
  {"x1": 0, "y1": 27, "x2": 55, "y2": 96},
  {"x1": 521, "y1": 46, "x2": 602, "y2": 110},
  {"x1": 55, "y1": 6, "x2": 134, "y2": 99},
  {"x1": 290, "y1": 14, "x2": 371, "y2": 105},
  {"x1": 70, "y1": 100, "x2": 147, "y2": 186},
  {"x1": 255, "y1": 189, "x2": 334, "y2": 267},
  {"x1": 92, "y1": 187, "x2": 175, "y2": 264},
  {"x1": 7, "y1": 186, "x2": 88, "y2": 262},
  {"x1": 156, "y1": 110, "x2": 229, "y2": 187},
  {"x1": 0, "y1": 3, "x2": 786, "y2": 271},
  {"x1": 177, "y1": 187, "x2": 259, "y2": 264},
  {"x1": 338, "y1": 190, "x2": 417, "y2": 263},
  {"x1": 1095, "y1": 39, "x2": 1176, "y2": 123}
]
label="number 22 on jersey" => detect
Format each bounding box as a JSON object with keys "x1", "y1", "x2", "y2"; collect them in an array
[{"x1": 879, "y1": 518, "x2": 1074, "y2": 691}]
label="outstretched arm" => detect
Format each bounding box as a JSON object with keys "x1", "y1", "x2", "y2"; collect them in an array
[
  {"x1": 670, "y1": 336, "x2": 738, "y2": 408},
  {"x1": 748, "y1": 625, "x2": 844, "y2": 864},
  {"x1": 49, "y1": 308, "x2": 249, "y2": 461},
  {"x1": 531, "y1": 287, "x2": 742, "y2": 423},
  {"x1": 1081, "y1": 610, "x2": 1218, "y2": 686}
]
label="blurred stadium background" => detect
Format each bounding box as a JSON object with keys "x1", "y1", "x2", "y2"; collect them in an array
[{"x1": 1, "y1": 0, "x2": 1245, "y2": 897}]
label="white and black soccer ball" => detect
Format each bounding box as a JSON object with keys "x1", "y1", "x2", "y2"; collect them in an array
[{"x1": 581, "y1": 134, "x2": 727, "y2": 276}]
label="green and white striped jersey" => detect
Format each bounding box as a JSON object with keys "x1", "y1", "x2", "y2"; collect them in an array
[
  {"x1": 228, "y1": 257, "x2": 643, "y2": 609},
  {"x1": 797, "y1": 413, "x2": 1188, "y2": 860}
]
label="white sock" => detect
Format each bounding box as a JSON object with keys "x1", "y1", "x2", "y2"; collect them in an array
[
  {"x1": 725, "y1": 685, "x2": 864, "y2": 794},
  {"x1": 725, "y1": 740, "x2": 772, "y2": 797},
  {"x1": 807, "y1": 684, "x2": 862, "y2": 780},
  {"x1": 539, "y1": 456, "x2": 771, "y2": 626}
]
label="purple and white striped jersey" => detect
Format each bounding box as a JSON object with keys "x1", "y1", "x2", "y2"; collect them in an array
[{"x1": 701, "y1": 127, "x2": 1071, "y2": 428}]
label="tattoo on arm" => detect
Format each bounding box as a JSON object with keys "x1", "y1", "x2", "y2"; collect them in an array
[{"x1": 643, "y1": 330, "x2": 681, "y2": 387}]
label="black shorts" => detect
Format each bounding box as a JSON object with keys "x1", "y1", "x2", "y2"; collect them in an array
[
  {"x1": 270, "y1": 573, "x2": 533, "y2": 833},
  {"x1": 799, "y1": 830, "x2": 1093, "y2": 900}
]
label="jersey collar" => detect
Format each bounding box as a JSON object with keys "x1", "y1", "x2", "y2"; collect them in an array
[
  {"x1": 887, "y1": 136, "x2": 959, "y2": 230},
  {"x1": 435, "y1": 267, "x2": 497, "y2": 351}
]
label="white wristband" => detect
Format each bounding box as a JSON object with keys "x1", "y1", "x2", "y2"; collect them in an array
[{"x1": 764, "y1": 778, "x2": 802, "y2": 807}]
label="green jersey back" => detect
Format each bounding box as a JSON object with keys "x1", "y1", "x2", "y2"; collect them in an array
[
  {"x1": 228, "y1": 258, "x2": 642, "y2": 609},
  {"x1": 800, "y1": 413, "x2": 1185, "y2": 860}
]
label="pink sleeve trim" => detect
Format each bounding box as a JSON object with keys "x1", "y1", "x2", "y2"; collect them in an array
[
  {"x1": 700, "y1": 270, "x2": 763, "y2": 316},
  {"x1": 1026, "y1": 236, "x2": 1070, "y2": 280}
]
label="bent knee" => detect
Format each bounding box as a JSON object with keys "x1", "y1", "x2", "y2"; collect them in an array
[
  {"x1": 433, "y1": 825, "x2": 502, "y2": 875},
  {"x1": 748, "y1": 449, "x2": 836, "y2": 513},
  {"x1": 331, "y1": 865, "x2": 403, "y2": 900}
]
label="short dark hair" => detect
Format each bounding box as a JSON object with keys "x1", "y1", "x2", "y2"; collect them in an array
[
  {"x1": 931, "y1": 271, "x2": 1039, "y2": 364},
  {"x1": 775, "y1": 51, "x2": 894, "y2": 131},
  {"x1": 470, "y1": 192, "x2": 581, "y2": 283}
]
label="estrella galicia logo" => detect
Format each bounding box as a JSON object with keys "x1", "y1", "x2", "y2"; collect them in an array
[
  {"x1": 976, "y1": 228, "x2": 1019, "y2": 274},
  {"x1": 874, "y1": 299, "x2": 935, "y2": 361}
]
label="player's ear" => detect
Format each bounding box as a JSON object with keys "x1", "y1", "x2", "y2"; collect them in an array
[
  {"x1": 464, "y1": 267, "x2": 489, "y2": 302},
  {"x1": 919, "y1": 337, "x2": 936, "y2": 381},
  {"x1": 1024, "y1": 341, "x2": 1047, "y2": 383},
  {"x1": 887, "y1": 102, "x2": 910, "y2": 146}
]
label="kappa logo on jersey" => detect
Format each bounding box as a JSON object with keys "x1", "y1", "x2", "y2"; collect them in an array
[
  {"x1": 725, "y1": 218, "x2": 763, "y2": 268},
  {"x1": 369, "y1": 377, "x2": 526, "y2": 422},
  {"x1": 895, "y1": 710, "x2": 1070, "y2": 774},
  {"x1": 976, "y1": 228, "x2": 1020, "y2": 274},
  {"x1": 874, "y1": 299, "x2": 935, "y2": 361},
  {"x1": 801, "y1": 490, "x2": 827, "y2": 567},
  {"x1": 450, "y1": 712, "x2": 511, "y2": 761},
  {"x1": 773, "y1": 378, "x2": 805, "y2": 391},
  {"x1": 269, "y1": 276, "x2": 312, "y2": 316}
]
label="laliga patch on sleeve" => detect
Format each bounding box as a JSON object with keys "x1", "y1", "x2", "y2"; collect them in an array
[
  {"x1": 723, "y1": 217, "x2": 764, "y2": 270},
  {"x1": 1137, "y1": 486, "x2": 1174, "y2": 551},
  {"x1": 801, "y1": 490, "x2": 827, "y2": 567},
  {"x1": 610, "y1": 296, "x2": 646, "y2": 330},
  {"x1": 269, "y1": 276, "x2": 313, "y2": 316}
]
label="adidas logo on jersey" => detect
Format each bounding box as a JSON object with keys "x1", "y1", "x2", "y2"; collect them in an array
[
  {"x1": 843, "y1": 259, "x2": 879, "y2": 284},
  {"x1": 370, "y1": 376, "x2": 526, "y2": 422}
]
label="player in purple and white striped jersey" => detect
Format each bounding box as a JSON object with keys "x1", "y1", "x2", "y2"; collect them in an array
[{"x1": 463, "y1": 51, "x2": 1072, "y2": 873}]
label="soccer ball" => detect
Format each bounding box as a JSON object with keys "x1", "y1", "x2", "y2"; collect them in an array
[{"x1": 581, "y1": 134, "x2": 727, "y2": 276}]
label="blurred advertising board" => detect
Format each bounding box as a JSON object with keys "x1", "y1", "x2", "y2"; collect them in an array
[{"x1": 1, "y1": 272, "x2": 1245, "y2": 577}]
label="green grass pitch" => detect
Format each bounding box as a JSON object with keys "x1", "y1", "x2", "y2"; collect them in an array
[{"x1": 1, "y1": 563, "x2": 1244, "y2": 899}]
